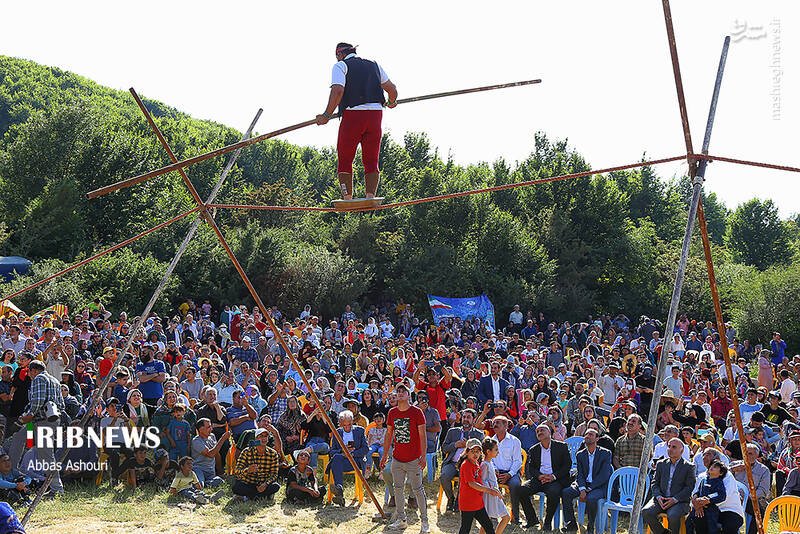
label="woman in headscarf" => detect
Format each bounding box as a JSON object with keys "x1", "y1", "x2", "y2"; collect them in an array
[
  {"x1": 532, "y1": 375, "x2": 556, "y2": 404},
  {"x1": 460, "y1": 369, "x2": 479, "y2": 400},
  {"x1": 360, "y1": 388, "x2": 384, "y2": 421},
  {"x1": 73, "y1": 360, "x2": 95, "y2": 400},
  {"x1": 517, "y1": 365, "x2": 536, "y2": 391},
  {"x1": 574, "y1": 404, "x2": 599, "y2": 437},
  {"x1": 758, "y1": 349, "x2": 774, "y2": 390},
  {"x1": 124, "y1": 389, "x2": 151, "y2": 428},
  {"x1": 277, "y1": 395, "x2": 306, "y2": 457}
]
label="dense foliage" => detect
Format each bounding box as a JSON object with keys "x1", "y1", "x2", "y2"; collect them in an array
[{"x1": 1, "y1": 56, "x2": 798, "y2": 347}]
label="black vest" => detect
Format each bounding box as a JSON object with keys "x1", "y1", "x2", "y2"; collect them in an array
[{"x1": 339, "y1": 56, "x2": 385, "y2": 114}]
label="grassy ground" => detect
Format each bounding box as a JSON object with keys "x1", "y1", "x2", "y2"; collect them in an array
[{"x1": 22, "y1": 474, "x2": 782, "y2": 534}]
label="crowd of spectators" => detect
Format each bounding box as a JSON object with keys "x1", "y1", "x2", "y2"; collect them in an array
[{"x1": 0, "y1": 297, "x2": 796, "y2": 534}]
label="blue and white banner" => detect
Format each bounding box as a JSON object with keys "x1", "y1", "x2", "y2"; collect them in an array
[{"x1": 427, "y1": 294, "x2": 495, "y2": 332}]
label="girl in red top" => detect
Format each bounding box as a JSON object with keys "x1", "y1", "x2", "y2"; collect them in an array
[{"x1": 458, "y1": 438, "x2": 501, "y2": 534}]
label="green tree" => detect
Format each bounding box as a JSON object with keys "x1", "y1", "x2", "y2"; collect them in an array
[{"x1": 726, "y1": 198, "x2": 790, "y2": 270}]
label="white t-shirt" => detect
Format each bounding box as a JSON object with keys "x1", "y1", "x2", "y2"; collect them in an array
[{"x1": 331, "y1": 54, "x2": 389, "y2": 110}]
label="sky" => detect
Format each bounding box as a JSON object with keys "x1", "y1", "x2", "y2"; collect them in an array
[{"x1": 2, "y1": 1, "x2": 797, "y2": 215}]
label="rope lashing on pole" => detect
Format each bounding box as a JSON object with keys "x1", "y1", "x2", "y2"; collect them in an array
[{"x1": 86, "y1": 79, "x2": 542, "y2": 199}]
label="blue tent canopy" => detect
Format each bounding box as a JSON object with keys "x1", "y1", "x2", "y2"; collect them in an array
[{"x1": 0, "y1": 256, "x2": 32, "y2": 282}]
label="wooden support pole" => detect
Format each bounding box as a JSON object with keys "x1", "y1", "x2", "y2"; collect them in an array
[
  {"x1": 20, "y1": 110, "x2": 262, "y2": 527},
  {"x1": 86, "y1": 79, "x2": 541, "y2": 199},
  {"x1": 129, "y1": 91, "x2": 387, "y2": 517}
]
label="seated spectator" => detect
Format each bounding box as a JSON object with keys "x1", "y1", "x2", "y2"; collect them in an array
[
  {"x1": 286, "y1": 449, "x2": 325, "y2": 504},
  {"x1": 277, "y1": 395, "x2": 305, "y2": 458},
  {"x1": 511, "y1": 409, "x2": 540, "y2": 451},
  {"x1": 518, "y1": 425, "x2": 570, "y2": 529},
  {"x1": 231, "y1": 428, "x2": 280, "y2": 502},
  {"x1": 0, "y1": 453, "x2": 34, "y2": 506},
  {"x1": 170, "y1": 456, "x2": 222, "y2": 504},
  {"x1": 560, "y1": 427, "x2": 612, "y2": 534},
  {"x1": 121, "y1": 447, "x2": 158, "y2": 489},
  {"x1": 689, "y1": 447, "x2": 745, "y2": 534},
  {"x1": 191, "y1": 418, "x2": 229, "y2": 488},
  {"x1": 325, "y1": 409, "x2": 368, "y2": 506},
  {"x1": 730, "y1": 444, "x2": 771, "y2": 534},
  {"x1": 642, "y1": 438, "x2": 696, "y2": 534}
]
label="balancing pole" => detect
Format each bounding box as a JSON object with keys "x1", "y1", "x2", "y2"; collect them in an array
[
  {"x1": 128, "y1": 90, "x2": 387, "y2": 517},
  {"x1": 86, "y1": 79, "x2": 541, "y2": 199},
  {"x1": 21, "y1": 108, "x2": 263, "y2": 527}
]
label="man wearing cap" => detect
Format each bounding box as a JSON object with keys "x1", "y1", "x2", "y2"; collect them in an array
[
  {"x1": 561, "y1": 427, "x2": 612, "y2": 533},
  {"x1": 316, "y1": 43, "x2": 398, "y2": 201},
  {"x1": 692, "y1": 432, "x2": 729, "y2": 476},
  {"x1": 231, "y1": 428, "x2": 280, "y2": 502},
  {"x1": 440, "y1": 408, "x2": 484, "y2": 512},
  {"x1": 762, "y1": 390, "x2": 794, "y2": 426},
  {"x1": 776, "y1": 430, "x2": 800, "y2": 494}
]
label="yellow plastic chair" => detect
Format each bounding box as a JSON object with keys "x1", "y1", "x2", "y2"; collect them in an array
[
  {"x1": 763, "y1": 495, "x2": 800, "y2": 532},
  {"x1": 95, "y1": 450, "x2": 110, "y2": 486},
  {"x1": 437, "y1": 477, "x2": 459, "y2": 511},
  {"x1": 645, "y1": 514, "x2": 686, "y2": 534},
  {"x1": 325, "y1": 467, "x2": 364, "y2": 504}
]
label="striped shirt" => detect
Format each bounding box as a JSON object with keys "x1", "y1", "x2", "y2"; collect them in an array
[
  {"x1": 613, "y1": 432, "x2": 645, "y2": 468},
  {"x1": 234, "y1": 445, "x2": 279, "y2": 486}
]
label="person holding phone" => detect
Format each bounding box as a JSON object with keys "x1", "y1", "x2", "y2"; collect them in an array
[{"x1": 325, "y1": 409, "x2": 368, "y2": 506}]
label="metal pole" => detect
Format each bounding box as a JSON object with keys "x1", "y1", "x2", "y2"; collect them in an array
[
  {"x1": 20, "y1": 110, "x2": 262, "y2": 526},
  {"x1": 628, "y1": 34, "x2": 728, "y2": 534},
  {"x1": 86, "y1": 79, "x2": 542, "y2": 199}
]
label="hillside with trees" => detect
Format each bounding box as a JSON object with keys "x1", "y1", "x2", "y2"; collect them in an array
[{"x1": 1, "y1": 55, "x2": 799, "y2": 348}]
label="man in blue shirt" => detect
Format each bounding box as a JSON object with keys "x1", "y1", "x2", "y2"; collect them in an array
[
  {"x1": 135, "y1": 345, "x2": 166, "y2": 415},
  {"x1": 229, "y1": 338, "x2": 259, "y2": 366},
  {"x1": 771, "y1": 332, "x2": 787, "y2": 367},
  {"x1": 227, "y1": 390, "x2": 257, "y2": 442}
]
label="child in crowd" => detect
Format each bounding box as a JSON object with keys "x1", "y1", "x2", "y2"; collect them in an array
[
  {"x1": 365, "y1": 412, "x2": 386, "y2": 478},
  {"x1": 458, "y1": 438, "x2": 502, "y2": 534},
  {"x1": 286, "y1": 449, "x2": 325, "y2": 504},
  {"x1": 122, "y1": 448, "x2": 156, "y2": 489},
  {"x1": 480, "y1": 437, "x2": 510, "y2": 534},
  {"x1": 691, "y1": 459, "x2": 727, "y2": 534},
  {"x1": 170, "y1": 457, "x2": 221, "y2": 504},
  {"x1": 166, "y1": 404, "x2": 191, "y2": 461}
]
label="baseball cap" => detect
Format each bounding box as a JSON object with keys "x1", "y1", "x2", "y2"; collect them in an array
[{"x1": 465, "y1": 438, "x2": 482, "y2": 451}]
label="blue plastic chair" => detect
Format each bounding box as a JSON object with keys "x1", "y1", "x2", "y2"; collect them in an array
[
  {"x1": 426, "y1": 452, "x2": 438, "y2": 483},
  {"x1": 566, "y1": 436, "x2": 584, "y2": 473},
  {"x1": 736, "y1": 480, "x2": 752, "y2": 534},
  {"x1": 598, "y1": 467, "x2": 648, "y2": 534},
  {"x1": 536, "y1": 492, "x2": 561, "y2": 529},
  {"x1": 569, "y1": 497, "x2": 603, "y2": 533}
]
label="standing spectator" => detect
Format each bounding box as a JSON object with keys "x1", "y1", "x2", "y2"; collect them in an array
[
  {"x1": 509, "y1": 305, "x2": 523, "y2": 331},
  {"x1": 457, "y1": 438, "x2": 501, "y2": 534},
  {"x1": 771, "y1": 332, "x2": 787, "y2": 368},
  {"x1": 480, "y1": 437, "x2": 511, "y2": 534},
  {"x1": 518, "y1": 425, "x2": 570, "y2": 530},
  {"x1": 477, "y1": 361, "x2": 509, "y2": 405},
  {"x1": 227, "y1": 390, "x2": 257, "y2": 448},
  {"x1": 613, "y1": 414, "x2": 645, "y2": 468},
  {"x1": 381, "y1": 383, "x2": 429, "y2": 532},
  {"x1": 779, "y1": 369, "x2": 797, "y2": 403},
  {"x1": 642, "y1": 438, "x2": 696, "y2": 534},
  {"x1": 135, "y1": 345, "x2": 166, "y2": 416},
  {"x1": 560, "y1": 427, "x2": 612, "y2": 534},
  {"x1": 7, "y1": 360, "x2": 65, "y2": 494},
  {"x1": 231, "y1": 428, "x2": 280, "y2": 502}
]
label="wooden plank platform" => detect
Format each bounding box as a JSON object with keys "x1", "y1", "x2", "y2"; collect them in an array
[{"x1": 332, "y1": 197, "x2": 384, "y2": 211}]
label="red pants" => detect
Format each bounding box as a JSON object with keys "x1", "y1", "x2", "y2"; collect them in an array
[{"x1": 337, "y1": 109, "x2": 382, "y2": 173}]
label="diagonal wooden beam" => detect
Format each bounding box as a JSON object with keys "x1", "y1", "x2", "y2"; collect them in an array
[{"x1": 130, "y1": 92, "x2": 387, "y2": 517}]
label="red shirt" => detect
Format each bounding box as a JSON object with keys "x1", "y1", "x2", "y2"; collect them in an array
[
  {"x1": 459, "y1": 460, "x2": 484, "y2": 511},
  {"x1": 415, "y1": 378, "x2": 451, "y2": 421},
  {"x1": 387, "y1": 405, "x2": 426, "y2": 463}
]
